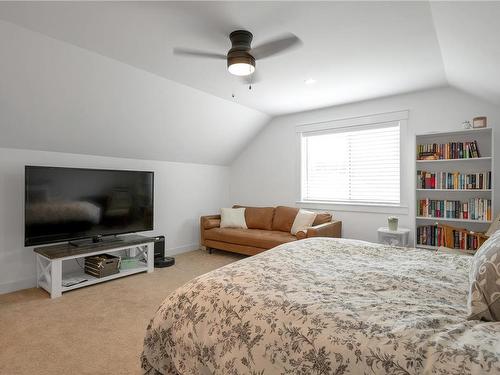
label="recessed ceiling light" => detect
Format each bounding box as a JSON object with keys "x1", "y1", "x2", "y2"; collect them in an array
[{"x1": 305, "y1": 78, "x2": 317, "y2": 85}]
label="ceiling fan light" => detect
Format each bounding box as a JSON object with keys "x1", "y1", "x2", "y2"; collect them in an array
[
  {"x1": 228, "y1": 63, "x2": 255, "y2": 76},
  {"x1": 227, "y1": 54, "x2": 255, "y2": 76}
]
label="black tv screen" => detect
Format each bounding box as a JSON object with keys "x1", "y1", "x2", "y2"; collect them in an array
[{"x1": 25, "y1": 166, "x2": 154, "y2": 246}]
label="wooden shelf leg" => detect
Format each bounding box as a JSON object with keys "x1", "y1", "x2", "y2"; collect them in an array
[
  {"x1": 146, "y1": 243, "x2": 154, "y2": 273},
  {"x1": 50, "y1": 260, "x2": 62, "y2": 299},
  {"x1": 36, "y1": 255, "x2": 41, "y2": 288}
]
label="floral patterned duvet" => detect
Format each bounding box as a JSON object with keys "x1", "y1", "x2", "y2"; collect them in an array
[{"x1": 141, "y1": 238, "x2": 500, "y2": 375}]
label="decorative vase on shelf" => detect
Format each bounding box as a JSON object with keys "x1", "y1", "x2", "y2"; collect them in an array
[
  {"x1": 388, "y1": 216, "x2": 399, "y2": 231},
  {"x1": 462, "y1": 121, "x2": 472, "y2": 129}
]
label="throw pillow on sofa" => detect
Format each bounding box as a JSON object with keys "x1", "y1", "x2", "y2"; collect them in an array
[
  {"x1": 220, "y1": 208, "x2": 247, "y2": 229},
  {"x1": 467, "y1": 229, "x2": 500, "y2": 321},
  {"x1": 313, "y1": 212, "x2": 332, "y2": 225},
  {"x1": 291, "y1": 210, "x2": 317, "y2": 235}
]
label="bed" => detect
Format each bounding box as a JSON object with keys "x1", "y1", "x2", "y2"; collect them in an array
[{"x1": 141, "y1": 238, "x2": 500, "y2": 374}]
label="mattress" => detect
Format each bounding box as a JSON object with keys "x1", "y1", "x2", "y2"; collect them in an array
[{"x1": 141, "y1": 238, "x2": 500, "y2": 374}]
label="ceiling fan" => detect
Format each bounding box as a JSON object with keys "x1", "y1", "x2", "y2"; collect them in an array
[{"x1": 173, "y1": 30, "x2": 302, "y2": 79}]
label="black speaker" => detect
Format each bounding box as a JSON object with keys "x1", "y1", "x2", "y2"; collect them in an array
[
  {"x1": 154, "y1": 236, "x2": 165, "y2": 259},
  {"x1": 153, "y1": 236, "x2": 175, "y2": 268}
]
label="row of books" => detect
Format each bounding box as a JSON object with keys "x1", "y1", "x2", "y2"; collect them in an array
[
  {"x1": 417, "y1": 198, "x2": 492, "y2": 221},
  {"x1": 417, "y1": 141, "x2": 481, "y2": 160},
  {"x1": 416, "y1": 170, "x2": 492, "y2": 190},
  {"x1": 416, "y1": 224, "x2": 487, "y2": 251}
]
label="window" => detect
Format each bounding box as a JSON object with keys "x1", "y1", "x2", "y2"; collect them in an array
[{"x1": 299, "y1": 116, "x2": 403, "y2": 206}]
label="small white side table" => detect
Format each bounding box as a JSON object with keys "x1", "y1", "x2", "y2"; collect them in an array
[{"x1": 377, "y1": 227, "x2": 410, "y2": 247}]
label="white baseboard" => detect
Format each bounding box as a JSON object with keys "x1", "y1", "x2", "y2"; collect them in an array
[
  {"x1": 0, "y1": 277, "x2": 36, "y2": 295},
  {"x1": 164, "y1": 243, "x2": 200, "y2": 256}
]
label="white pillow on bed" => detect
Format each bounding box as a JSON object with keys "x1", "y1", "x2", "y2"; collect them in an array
[
  {"x1": 220, "y1": 208, "x2": 247, "y2": 229},
  {"x1": 291, "y1": 209, "x2": 317, "y2": 235}
]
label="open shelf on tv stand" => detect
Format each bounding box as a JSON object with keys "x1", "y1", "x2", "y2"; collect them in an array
[{"x1": 34, "y1": 234, "x2": 155, "y2": 298}]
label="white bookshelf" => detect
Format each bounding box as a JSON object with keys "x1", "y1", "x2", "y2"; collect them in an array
[
  {"x1": 416, "y1": 189, "x2": 492, "y2": 191},
  {"x1": 416, "y1": 216, "x2": 492, "y2": 224},
  {"x1": 415, "y1": 127, "x2": 494, "y2": 250},
  {"x1": 416, "y1": 156, "x2": 492, "y2": 163}
]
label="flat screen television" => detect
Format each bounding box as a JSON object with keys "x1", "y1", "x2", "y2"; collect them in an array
[{"x1": 25, "y1": 166, "x2": 154, "y2": 246}]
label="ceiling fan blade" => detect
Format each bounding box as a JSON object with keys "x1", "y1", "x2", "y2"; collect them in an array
[
  {"x1": 173, "y1": 47, "x2": 226, "y2": 60},
  {"x1": 251, "y1": 33, "x2": 302, "y2": 60}
]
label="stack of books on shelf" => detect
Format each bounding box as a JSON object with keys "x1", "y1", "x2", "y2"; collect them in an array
[
  {"x1": 417, "y1": 140, "x2": 480, "y2": 160},
  {"x1": 417, "y1": 170, "x2": 492, "y2": 190},
  {"x1": 417, "y1": 198, "x2": 492, "y2": 221},
  {"x1": 417, "y1": 224, "x2": 488, "y2": 251}
]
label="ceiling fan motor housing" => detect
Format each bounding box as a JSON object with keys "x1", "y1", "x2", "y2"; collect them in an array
[{"x1": 227, "y1": 30, "x2": 255, "y2": 71}]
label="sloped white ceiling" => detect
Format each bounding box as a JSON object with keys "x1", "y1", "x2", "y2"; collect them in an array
[
  {"x1": 0, "y1": 1, "x2": 447, "y2": 115},
  {"x1": 0, "y1": 2, "x2": 498, "y2": 165},
  {"x1": 430, "y1": 1, "x2": 500, "y2": 105},
  {"x1": 0, "y1": 20, "x2": 269, "y2": 165}
]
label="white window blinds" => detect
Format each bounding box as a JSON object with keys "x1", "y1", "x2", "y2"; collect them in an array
[{"x1": 301, "y1": 122, "x2": 400, "y2": 205}]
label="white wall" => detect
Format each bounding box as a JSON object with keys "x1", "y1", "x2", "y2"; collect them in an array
[
  {"x1": 230, "y1": 87, "x2": 500, "y2": 243},
  {"x1": 0, "y1": 20, "x2": 269, "y2": 166},
  {"x1": 0, "y1": 147, "x2": 230, "y2": 294},
  {"x1": 0, "y1": 20, "x2": 258, "y2": 295}
]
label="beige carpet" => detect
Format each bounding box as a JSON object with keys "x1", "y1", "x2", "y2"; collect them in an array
[{"x1": 0, "y1": 249, "x2": 244, "y2": 375}]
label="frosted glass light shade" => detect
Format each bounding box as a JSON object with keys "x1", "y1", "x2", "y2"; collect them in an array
[{"x1": 228, "y1": 63, "x2": 255, "y2": 76}]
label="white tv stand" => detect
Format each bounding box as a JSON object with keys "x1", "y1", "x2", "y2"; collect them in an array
[{"x1": 34, "y1": 234, "x2": 155, "y2": 298}]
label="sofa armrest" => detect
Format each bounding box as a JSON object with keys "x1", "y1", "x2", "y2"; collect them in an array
[
  {"x1": 200, "y1": 215, "x2": 221, "y2": 248},
  {"x1": 295, "y1": 230, "x2": 307, "y2": 240},
  {"x1": 303, "y1": 220, "x2": 342, "y2": 238},
  {"x1": 201, "y1": 215, "x2": 221, "y2": 230}
]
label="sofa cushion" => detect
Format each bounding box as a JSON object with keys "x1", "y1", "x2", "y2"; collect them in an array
[
  {"x1": 233, "y1": 205, "x2": 275, "y2": 230},
  {"x1": 272, "y1": 206, "x2": 299, "y2": 232},
  {"x1": 204, "y1": 228, "x2": 296, "y2": 249},
  {"x1": 313, "y1": 212, "x2": 332, "y2": 226}
]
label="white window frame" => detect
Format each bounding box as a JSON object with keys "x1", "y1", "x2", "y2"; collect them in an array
[{"x1": 296, "y1": 110, "x2": 409, "y2": 214}]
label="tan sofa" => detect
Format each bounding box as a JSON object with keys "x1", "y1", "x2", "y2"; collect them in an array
[{"x1": 200, "y1": 205, "x2": 342, "y2": 256}]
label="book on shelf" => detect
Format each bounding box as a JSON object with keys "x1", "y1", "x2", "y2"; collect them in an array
[
  {"x1": 417, "y1": 224, "x2": 488, "y2": 251},
  {"x1": 416, "y1": 170, "x2": 492, "y2": 190},
  {"x1": 417, "y1": 198, "x2": 492, "y2": 221},
  {"x1": 417, "y1": 140, "x2": 480, "y2": 160}
]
